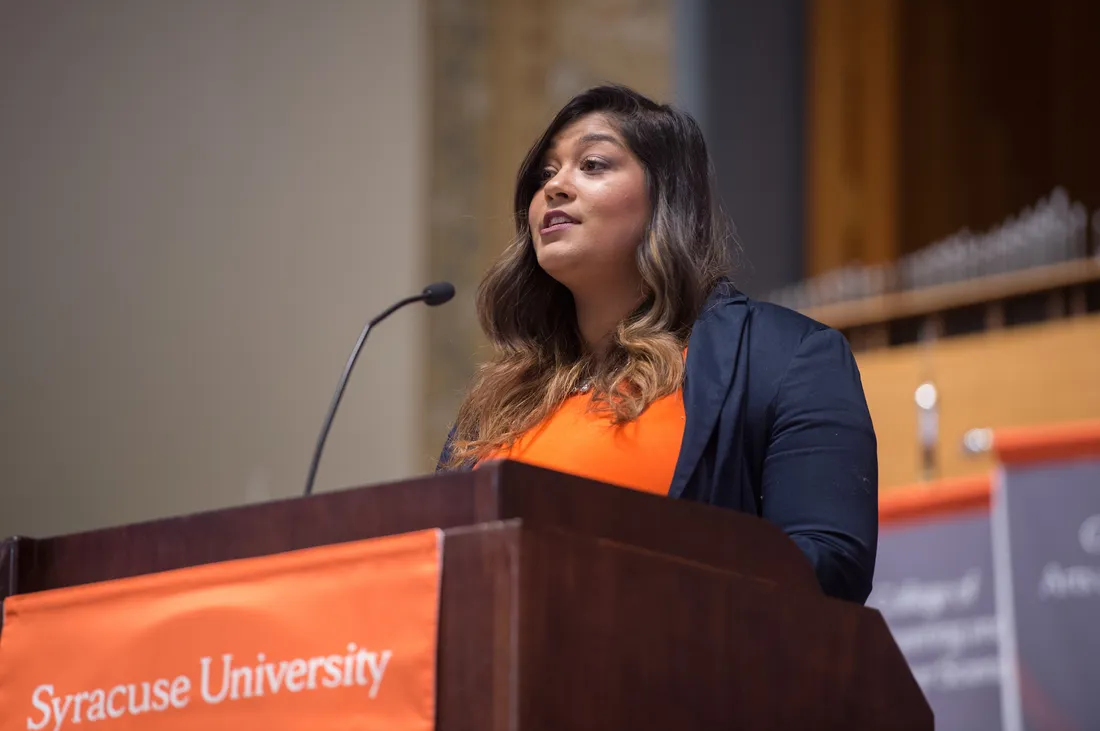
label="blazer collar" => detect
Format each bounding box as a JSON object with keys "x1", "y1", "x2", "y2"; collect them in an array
[{"x1": 668, "y1": 280, "x2": 751, "y2": 499}]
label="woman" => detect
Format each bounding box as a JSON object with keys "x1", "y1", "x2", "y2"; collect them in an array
[{"x1": 437, "y1": 84, "x2": 878, "y2": 605}]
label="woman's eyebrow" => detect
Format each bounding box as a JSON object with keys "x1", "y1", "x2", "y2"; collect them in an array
[
  {"x1": 545, "y1": 132, "x2": 624, "y2": 160},
  {"x1": 575, "y1": 132, "x2": 623, "y2": 148}
]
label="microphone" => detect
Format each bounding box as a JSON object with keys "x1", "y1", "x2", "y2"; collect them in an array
[{"x1": 303, "y1": 281, "x2": 455, "y2": 497}]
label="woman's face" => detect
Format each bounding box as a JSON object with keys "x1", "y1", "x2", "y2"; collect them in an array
[{"x1": 527, "y1": 113, "x2": 650, "y2": 293}]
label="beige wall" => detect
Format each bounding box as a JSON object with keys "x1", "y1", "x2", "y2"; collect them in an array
[{"x1": 0, "y1": 1, "x2": 427, "y2": 538}]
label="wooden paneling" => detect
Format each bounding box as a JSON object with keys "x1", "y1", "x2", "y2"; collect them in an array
[
  {"x1": 806, "y1": 0, "x2": 900, "y2": 275},
  {"x1": 893, "y1": 0, "x2": 1100, "y2": 255},
  {"x1": 807, "y1": 0, "x2": 1100, "y2": 268},
  {"x1": 858, "y1": 314, "x2": 1100, "y2": 489}
]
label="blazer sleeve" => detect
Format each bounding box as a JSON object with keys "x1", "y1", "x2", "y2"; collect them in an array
[{"x1": 760, "y1": 326, "x2": 879, "y2": 604}]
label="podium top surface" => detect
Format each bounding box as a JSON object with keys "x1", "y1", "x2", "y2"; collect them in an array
[{"x1": 1, "y1": 460, "x2": 820, "y2": 599}]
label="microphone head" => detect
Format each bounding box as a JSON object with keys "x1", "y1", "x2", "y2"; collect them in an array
[{"x1": 422, "y1": 281, "x2": 455, "y2": 306}]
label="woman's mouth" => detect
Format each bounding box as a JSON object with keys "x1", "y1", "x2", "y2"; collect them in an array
[{"x1": 541, "y1": 210, "x2": 578, "y2": 234}]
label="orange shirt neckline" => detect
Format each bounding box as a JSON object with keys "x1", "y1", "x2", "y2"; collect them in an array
[{"x1": 483, "y1": 388, "x2": 687, "y2": 496}]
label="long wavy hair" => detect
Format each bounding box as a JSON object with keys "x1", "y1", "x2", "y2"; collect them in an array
[{"x1": 445, "y1": 84, "x2": 732, "y2": 467}]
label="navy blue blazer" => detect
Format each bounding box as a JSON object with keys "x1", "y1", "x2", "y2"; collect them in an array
[{"x1": 438, "y1": 280, "x2": 879, "y2": 604}]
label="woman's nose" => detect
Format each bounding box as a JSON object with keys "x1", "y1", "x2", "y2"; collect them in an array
[{"x1": 543, "y1": 172, "x2": 575, "y2": 201}]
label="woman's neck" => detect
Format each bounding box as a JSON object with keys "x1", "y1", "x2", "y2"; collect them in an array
[{"x1": 573, "y1": 284, "x2": 644, "y2": 357}]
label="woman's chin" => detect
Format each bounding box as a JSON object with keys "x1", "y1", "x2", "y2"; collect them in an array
[{"x1": 535, "y1": 246, "x2": 582, "y2": 280}]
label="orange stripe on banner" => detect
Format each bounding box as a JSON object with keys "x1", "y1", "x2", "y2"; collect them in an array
[
  {"x1": 992, "y1": 419, "x2": 1100, "y2": 466},
  {"x1": 879, "y1": 473, "x2": 993, "y2": 526},
  {"x1": 0, "y1": 529, "x2": 442, "y2": 731}
]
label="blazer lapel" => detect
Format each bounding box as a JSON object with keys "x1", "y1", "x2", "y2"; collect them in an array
[{"x1": 668, "y1": 286, "x2": 750, "y2": 499}]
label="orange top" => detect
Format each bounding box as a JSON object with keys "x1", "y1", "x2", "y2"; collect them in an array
[{"x1": 483, "y1": 389, "x2": 687, "y2": 496}]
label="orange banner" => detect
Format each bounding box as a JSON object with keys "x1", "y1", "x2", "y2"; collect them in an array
[{"x1": 0, "y1": 529, "x2": 442, "y2": 731}]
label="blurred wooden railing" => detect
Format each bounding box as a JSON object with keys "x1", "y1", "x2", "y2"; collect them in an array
[{"x1": 805, "y1": 257, "x2": 1100, "y2": 345}]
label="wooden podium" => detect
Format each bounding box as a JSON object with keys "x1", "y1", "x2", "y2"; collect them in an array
[{"x1": 0, "y1": 460, "x2": 931, "y2": 730}]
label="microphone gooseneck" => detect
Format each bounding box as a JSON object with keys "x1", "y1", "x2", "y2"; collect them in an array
[{"x1": 303, "y1": 281, "x2": 455, "y2": 497}]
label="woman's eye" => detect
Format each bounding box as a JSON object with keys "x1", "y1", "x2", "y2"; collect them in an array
[
  {"x1": 580, "y1": 158, "x2": 608, "y2": 172},
  {"x1": 539, "y1": 167, "x2": 556, "y2": 182}
]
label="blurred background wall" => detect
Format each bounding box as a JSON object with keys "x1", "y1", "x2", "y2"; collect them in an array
[
  {"x1": 0, "y1": 1, "x2": 427, "y2": 537},
  {"x1": 1, "y1": 0, "x2": 1098, "y2": 540}
]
